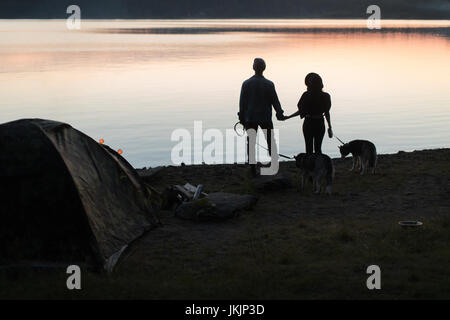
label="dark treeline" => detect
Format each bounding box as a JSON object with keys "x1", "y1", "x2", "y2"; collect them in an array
[{"x1": 0, "y1": 0, "x2": 449, "y2": 19}]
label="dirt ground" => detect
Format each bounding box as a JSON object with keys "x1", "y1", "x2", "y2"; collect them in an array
[
  {"x1": 1, "y1": 148, "x2": 449, "y2": 299},
  {"x1": 119, "y1": 148, "x2": 450, "y2": 299},
  {"x1": 143, "y1": 149, "x2": 450, "y2": 250}
]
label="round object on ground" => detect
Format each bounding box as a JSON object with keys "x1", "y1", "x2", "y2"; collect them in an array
[{"x1": 398, "y1": 221, "x2": 423, "y2": 227}]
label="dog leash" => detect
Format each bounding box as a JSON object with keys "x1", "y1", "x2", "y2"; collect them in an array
[
  {"x1": 234, "y1": 121, "x2": 294, "y2": 160},
  {"x1": 235, "y1": 121, "x2": 346, "y2": 157},
  {"x1": 257, "y1": 144, "x2": 294, "y2": 160},
  {"x1": 334, "y1": 134, "x2": 346, "y2": 145},
  {"x1": 234, "y1": 121, "x2": 246, "y2": 137}
]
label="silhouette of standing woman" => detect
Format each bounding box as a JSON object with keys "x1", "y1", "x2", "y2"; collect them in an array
[{"x1": 285, "y1": 73, "x2": 333, "y2": 154}]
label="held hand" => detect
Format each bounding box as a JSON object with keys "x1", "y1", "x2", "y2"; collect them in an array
[
  {"x1": 238, "y1": 114, "x2": 245, "y2": 125},
  {"x1": 284, "y1": 111, "x2": 300, "y2": 121},
  {"x1": 328, "y1": 127, "x2": 333, "y2": 138}
]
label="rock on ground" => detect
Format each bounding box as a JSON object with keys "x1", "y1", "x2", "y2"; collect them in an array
[
  {"x1": 252, "y1": 173, "x2": 293, "y2": 192},
  {"x1": 175, "y1": 192, "x2": 258, "y2": 221}
]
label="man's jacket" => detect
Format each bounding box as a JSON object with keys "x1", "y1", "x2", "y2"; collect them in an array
[{"x1": 239, "y1": 75, "x2": 284, "y2": 123}]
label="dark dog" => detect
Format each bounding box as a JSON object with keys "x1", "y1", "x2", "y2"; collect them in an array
[
  {"x1": 339, "y1": 140, "x2": 377, "y2": 175},
  {"x1": 294, "y1": 153, "x2": 335, "y2": 195}
]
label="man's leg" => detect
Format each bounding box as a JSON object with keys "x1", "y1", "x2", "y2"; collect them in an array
[
  {"x1": 260, "y1": 121, "x2": 275, "y2": 157},
  {"x1": 245, "y1": 123, "x2": 258, "y2": 176},
  {"x1": 260, "y1": 121, "x2": 279, "y2": 176}
]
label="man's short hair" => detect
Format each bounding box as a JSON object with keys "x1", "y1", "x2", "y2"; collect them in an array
[{"x1": 253, "y1": 58, "x2": 266, "y2": 73}]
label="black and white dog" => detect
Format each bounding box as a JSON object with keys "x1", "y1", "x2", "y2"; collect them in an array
[{"x1": 294, "y1": 153, "x2": 335, "y2": 195}]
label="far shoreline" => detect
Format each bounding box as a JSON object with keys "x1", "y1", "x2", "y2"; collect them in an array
[{"x1": 136, "y1": 147, "x2": 450, "y2": 170}]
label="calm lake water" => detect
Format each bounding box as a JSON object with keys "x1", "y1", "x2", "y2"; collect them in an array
[{"x1": 1, "y1": 19, "x2": 449, "y2": 167}]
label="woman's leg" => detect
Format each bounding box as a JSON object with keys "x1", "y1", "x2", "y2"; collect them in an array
[
  {"x1": 313, "y1": 119, "x2": 325, "y2": 154},
  {"x1": 303, "y1": 119, "x2": 314, "y2": 154}
]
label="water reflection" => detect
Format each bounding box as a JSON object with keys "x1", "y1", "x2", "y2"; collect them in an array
[{"x1": 0, "y1": 20, "x2": 449, "y2": 167}]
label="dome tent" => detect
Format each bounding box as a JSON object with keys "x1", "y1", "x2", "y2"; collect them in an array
[{"x1": 0, "y1": 119, "x2": 160, "y2": 271}]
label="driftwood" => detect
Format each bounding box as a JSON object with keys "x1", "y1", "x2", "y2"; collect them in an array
[
  {"x1": 174, "y1": 198, "x2": 217, "y2": 220},
  {"x1": 207, "y1": 192, "x2": 258, "y2": 216},
  {"x1": 252, "y1": 173, "x2": 293, "y2": 192},
  {"x1": 163, "y1": 181, "x2": 258, "y2": 221},
  {"x1": 175, "y1": 192, "x2": 258, "y2": 221}
]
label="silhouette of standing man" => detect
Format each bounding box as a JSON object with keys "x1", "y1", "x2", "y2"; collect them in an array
[{"x1": 238, "y1": 58, "x2": 285, "y2": 177}]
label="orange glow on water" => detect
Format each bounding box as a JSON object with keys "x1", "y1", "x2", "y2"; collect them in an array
[{"x1": 0, "y1": 20, "x2": 449, "y2": 166}]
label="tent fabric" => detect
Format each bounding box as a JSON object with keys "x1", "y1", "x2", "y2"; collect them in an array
[{"x1": 0, "y1": 119, "x2": 159, "y2": 271}]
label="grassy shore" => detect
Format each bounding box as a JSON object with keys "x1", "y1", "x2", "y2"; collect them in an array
[{"x1": 1, "y1": 148, "x2": 449, "y2": 299}]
